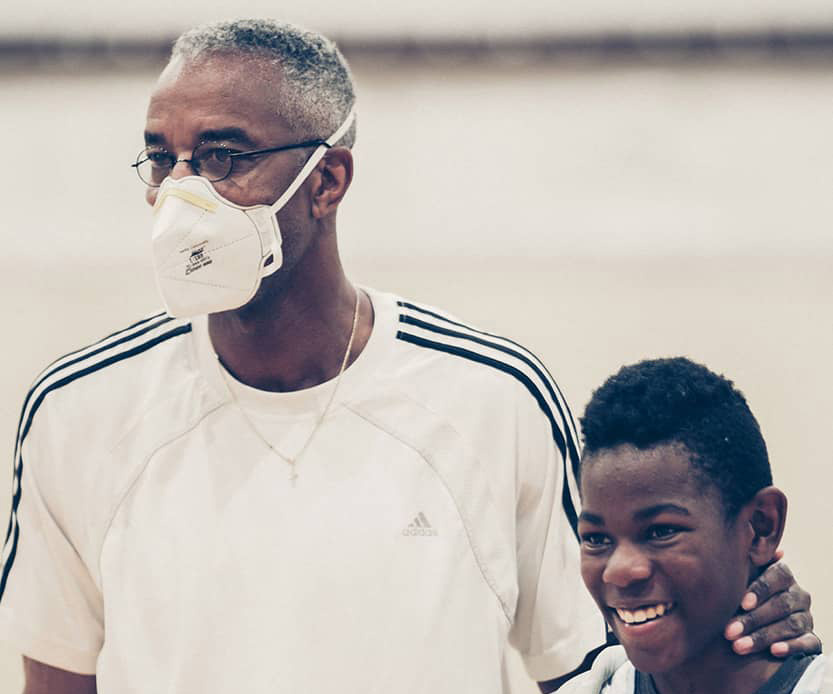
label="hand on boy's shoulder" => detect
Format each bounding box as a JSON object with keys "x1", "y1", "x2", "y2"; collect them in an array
[{"x1": 724, "y1": 558, "x2": 821, "y2": 658}]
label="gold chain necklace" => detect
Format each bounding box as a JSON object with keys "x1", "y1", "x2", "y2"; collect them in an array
[{"x1": 218, "y1": 287, "x2": 360, "y2": 484}]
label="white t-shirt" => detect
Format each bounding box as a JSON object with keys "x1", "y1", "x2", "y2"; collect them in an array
[
  {"x1": 558, "y1": 649, "x2": 830, "y2": 694},
  {"x1": 0, "y1": 288, "x2": 605, "y2": 693}
]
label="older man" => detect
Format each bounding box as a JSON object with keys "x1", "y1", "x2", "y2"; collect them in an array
[{"x1": 0, "y1": 19, "x2": 817, "y2": 694}]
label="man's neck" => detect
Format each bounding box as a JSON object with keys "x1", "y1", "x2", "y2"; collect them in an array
[
  {"x1": 207, "y1": 265, "x2": 373, "y2": 393},
  {"x1": 650, "y1": 642, "x2": 783, "y2": 694}
]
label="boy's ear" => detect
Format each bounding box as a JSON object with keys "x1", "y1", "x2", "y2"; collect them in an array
[{"x1": 745, "y1": 486, "x2": 787, "y2": 567}]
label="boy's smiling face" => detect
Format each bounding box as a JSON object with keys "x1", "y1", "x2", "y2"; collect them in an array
[{"x1": 578, "y1": 442, "x2": 755, "y2": 674}]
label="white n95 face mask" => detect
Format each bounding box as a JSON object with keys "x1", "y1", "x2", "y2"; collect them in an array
[{"x1": 150, "y1": 107, "x2": 356, "y2": 318}]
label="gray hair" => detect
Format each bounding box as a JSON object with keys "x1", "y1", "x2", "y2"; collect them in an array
[{"x1": 171, "y1": 19, "x2": 357, "y2": 148}]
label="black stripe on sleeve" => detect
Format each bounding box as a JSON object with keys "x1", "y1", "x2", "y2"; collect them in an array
[
  {"x1": 1, "y1": 461, "x2": 21, "y2": 552},
  {"x1": 398, "y1": 301, "x2": 581, "y2": 476},
  {"x1": 20, "y1": 324, "x2": 191, "y2": 443},
  {"x1": 0, "y1": 322, "x2": 191, "y2": 603},
  {"x1": 14, "y1": 314, "x2": 174, "y2": 459},
  {"x1": 396, "y1": 300, "x2": 583, "y2": 537},
  {"x1": 396, "y1": 330, "x2": 580, "y2": 539},
  {"x1": 30, "y1": 311, "x2": 168, "y2": 384},
  {"x1": 0, "y1": 465, "x2": 22, "y2": 600},
  {"x1": 399, "y1": 313, "x2": 578, "y2": 464}
]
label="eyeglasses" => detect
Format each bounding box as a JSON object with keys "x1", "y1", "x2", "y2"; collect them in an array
[{"x1": 131, "y1": 139, "x2": 329, "y2": 187}]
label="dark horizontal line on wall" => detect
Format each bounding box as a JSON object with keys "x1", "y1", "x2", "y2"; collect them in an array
[{"x1": 2, "y1": 29, "x2": 833, "y2": 70}]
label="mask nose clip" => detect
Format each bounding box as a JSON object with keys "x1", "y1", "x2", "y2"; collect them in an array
[{"x1": 154, "y1": 185, "x2": 219, "y2": 213}]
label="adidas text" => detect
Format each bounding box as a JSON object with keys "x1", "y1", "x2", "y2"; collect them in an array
[{"x1": 402, "y1": 527, "x2": 438, "y2": 537}]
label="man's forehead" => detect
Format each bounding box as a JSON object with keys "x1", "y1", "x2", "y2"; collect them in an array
[
  {"x1": 146, "y1": 54, "x2": 290, "y2": 144},
  {"x1": 155, "y1": 53, "x2": 283, "y2": 95}
]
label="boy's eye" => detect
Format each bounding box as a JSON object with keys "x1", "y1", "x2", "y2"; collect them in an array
[
  {"x1": 581, "y1": 533, "x2": 612, "y2": 550},
  {"x1": 646, "y1": 525, "x2": 682, "y2": 541}
]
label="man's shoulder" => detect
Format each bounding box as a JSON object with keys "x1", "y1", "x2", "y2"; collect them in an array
[
  {"x1": 377, "y1": 292, "x2": 578, "y2": 454},
  {"x1": 17, "y1": 311, "x2": 197, "y2": 455},
  {"x1": 389, "y1": 294, "x2": 568, "y2": 406}
]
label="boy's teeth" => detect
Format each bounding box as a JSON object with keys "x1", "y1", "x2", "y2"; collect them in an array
[{"x1": 615, "y1": 602, "x2": 673, "y2": 624}]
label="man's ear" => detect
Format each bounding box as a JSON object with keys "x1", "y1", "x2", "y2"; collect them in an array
[
  {"x1": 310, "y1": 147, "x2": 353, "y2": 220},
  {"x1": 746, "y1": 486, "x2": 787, "y2": 567}
]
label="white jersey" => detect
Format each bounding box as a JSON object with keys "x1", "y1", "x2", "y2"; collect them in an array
[
  {"x1": 558, "y1": 649, "x2": 830, "y2": 694},
  {"x1": 0, "y1": 288, "x2": 605, "y2": 694}
]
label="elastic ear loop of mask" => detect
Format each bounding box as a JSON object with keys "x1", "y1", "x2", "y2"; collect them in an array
[
  {"x1": 267, "y1": 106, "x2": 357, "y2": 215},
  {"x1": 258, "y1": 105, "x2": 357, "y2": 273}
]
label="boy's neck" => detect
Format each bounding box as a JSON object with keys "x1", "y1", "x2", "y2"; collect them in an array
[{"x1": 649, "y1": 642, "x2": 783, "y2": 694}]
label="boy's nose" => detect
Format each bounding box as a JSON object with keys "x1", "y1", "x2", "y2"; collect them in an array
[{"x1": 602, "y1": 541, "x2": 652, "y2": 588}]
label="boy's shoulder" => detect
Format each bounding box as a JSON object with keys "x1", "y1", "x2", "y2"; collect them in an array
[
  {"x1": 567, "y1": 653, "x2": 829, "y2": 694},
  {"x1": 784, "y1": 655, "x2": 829, "y2": 694},
  {"x1": 557, "y1": 652, "x2": 828, "y2": 694},
  {"x1": 553, "y1": 646, "x2": 631, "y2": 694}
]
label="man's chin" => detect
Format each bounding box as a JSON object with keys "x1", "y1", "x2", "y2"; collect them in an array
[{"x1": 218, "y1": 268, "x2": 294, "y2": 321}]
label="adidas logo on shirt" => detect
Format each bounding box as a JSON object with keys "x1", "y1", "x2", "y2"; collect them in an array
[{"x1": 402, "y1": 512, "x2": 438, "y2": 537}]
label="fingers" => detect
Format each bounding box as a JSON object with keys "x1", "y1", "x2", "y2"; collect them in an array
[
  {"x1": 729, "y1": 610, "x2": 814, "y2": 655},
  {"x1": 741, "y1": 562, "x2": 799, "y2": 611},
  {"x1": 733, "y1": 630, "x2": 823, "y2": 657},
  {"x1": 731, "y1": 587, "x2": 811, "y2": 639},
  {"x1": 725, "y1": 561, "x2": 817, "y2": 657},
  {"x1": 767, "y1": 633, "x2": 822, "y2": 658}
]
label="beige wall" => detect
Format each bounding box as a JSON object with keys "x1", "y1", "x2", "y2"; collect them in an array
[
  {"x1": 0, "y1": 60, "x2": 830, "y2": 691},
  {"x1": 2, "y1": 1, "x2": 833, "y2": 39}
]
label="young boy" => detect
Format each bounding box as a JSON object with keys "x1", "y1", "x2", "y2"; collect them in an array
[{"x1": 570, "y1": 357, "x2": 827, "y2": 694}]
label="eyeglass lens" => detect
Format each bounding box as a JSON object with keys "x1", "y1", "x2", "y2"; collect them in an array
[{"x1": 133, "y1": 144, "x2": 235, "y2": 187}]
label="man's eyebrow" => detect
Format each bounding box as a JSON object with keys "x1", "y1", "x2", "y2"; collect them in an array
[
  {"x1": 144, "y1": 131, "x2": 165, "y2": 146},
  {"x1": 633, "y1": 504, "x2": 691, "y2": 521},
  {"x1": 578, "y1": 511, "x2": 604, "y2": 525},
  {"x1": 142, "y1": 128, "x2": 258, "y2": 148},
  {"x1": 198, "y1": 128, "x2": 257, "y2": 146}
]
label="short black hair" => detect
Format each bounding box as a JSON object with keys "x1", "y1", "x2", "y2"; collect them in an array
[{"x1": 580, "y1": 357, "x2": 772, "y2": 518}]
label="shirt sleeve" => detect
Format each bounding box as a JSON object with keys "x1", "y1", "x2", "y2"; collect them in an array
[
  {"x1": 508, "y1": 384, "x2": 608, "y2": 683},
  {"x1": 556, "y1": 646, "x2": 630, "y2": 694},
  {"x1": 0, "y1": 409, "x2": 103, "y2": 675}
]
